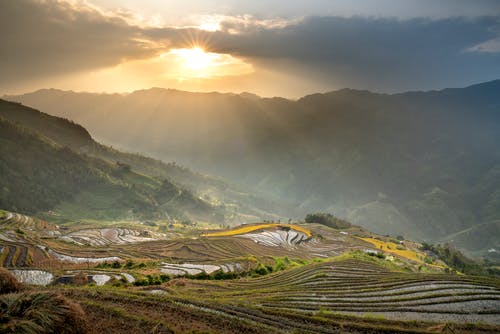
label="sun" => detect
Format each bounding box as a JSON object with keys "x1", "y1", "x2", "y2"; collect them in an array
[
  {"x1": 169, "y1": 47, "x2": 214, "y2": 72},
  {"x1": 160, "y1": 47, "x2": 254, "y2": 80}
]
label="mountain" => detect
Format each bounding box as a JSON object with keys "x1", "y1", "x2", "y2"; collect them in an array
[
  {"x1": 0, "y1": 99, "x2": 294, "y2": 225},
  {"x1": 5, "y1": 81, "x2": 500, "y2": 257},
  {"x1": 0, "y1": 100, "x2": 228, "y2": 224}
]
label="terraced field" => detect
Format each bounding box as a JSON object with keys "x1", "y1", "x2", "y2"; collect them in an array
[
  {"x1": 358, "y1": 237, "x2": 426, "y2": 263},
  {"x1": 0, "y1": 210, "x2": 166, "y2": 268},
  {"x1": 0, "y1": 212, "x2": 46, "y2": 268},
  {"x1": 46, "y1": 257, "x2": 500, "y2": 334},
  {"x1": 187, "y1": 258, "x2": 500, "y2": 325},
  {"x1": 0, "y1": 211, "x2": 104, "y2": 269},
  {"x1": 204, "y1": 223, "x2": 312, "y2": 237},
  {"x1": 160, "y1": 262, "x2": 242, "y2": 275},
  {"x1": 0, "y1": 212, "x2": 60, "y2": 236},
  {"x1": 238, "y1": 229, "x2": 309, "y2": 248},
  {"x1": 47, "y1": 248, "x2": 121, "y2": 264},
  {"x1": 60, "y1": 228, "x2": 168, "y2": 246},
  {"x1": 0, "y1": 211, "x2": 430, "y2": 276},
  {"x1": 11, "y1": 269, "x2": 54, "y2": 285},
  {"x1": 3, "y1": 210, "x2": 499, "y2": 332},
  {"x1": 123, "y1": 230, "x2": 361, "y2": 262}
]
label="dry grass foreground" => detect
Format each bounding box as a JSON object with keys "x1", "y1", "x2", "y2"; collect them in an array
[{"x1": 0, "y1": 268, "x2": 89, "y2": 334}]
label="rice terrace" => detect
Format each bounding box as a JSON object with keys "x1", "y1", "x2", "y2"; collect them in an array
[{"x1": 1, "y1": 208, "x2": 499, "y2": 333}]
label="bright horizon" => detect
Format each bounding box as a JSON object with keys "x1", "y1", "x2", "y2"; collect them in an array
[{"x1": 1, "y1": 0, "x2": 500, "y2": 98}]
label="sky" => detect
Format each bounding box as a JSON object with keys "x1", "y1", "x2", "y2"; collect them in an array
[{"x1": 1, "y1": 0, "x2": 500, "y2": 97}]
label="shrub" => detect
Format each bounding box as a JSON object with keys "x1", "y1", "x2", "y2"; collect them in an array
[
  {"x1": 148, "y1": 275, "x2": 162, "y2": 285},
  {"x1": 253, "y1": 265, "x2": 269, "y2": 276},
  {"x1": 212, "y1": 271, "x2": 238, "y2": 280},
  {"x1": 304, "y1": 213, "x2": 351, "y2": 229},
  {"x1": 112, "y1": 279, "x2": 125, "y2": 287},
  {"x1": 186, "y1": 272, "x2": 210, "y2": 280},
  {"x1": 273, "y1": 257, "x2": 290, "y2": 271},
  {"x1": 0, "y1": 268, "x2": 21, "y2": 294},
  {"x1": 368, "y1": 252, "x2": 386, "y2": 259},
  {"x1": 0, "y1": 292, "x2": 89, "y2": 333},
  {"x1": 124, "y1": 260, "x2": 134, "y2": 268},
  {"x1": 94, "y1": 261, "x2": 110, "y2": 269},
  {"x1": 133, "y1": 279, "x2": 149, "y2": 287},
  {"x1": 133, "y1": 274, "x2": 168, "y2": 286}
]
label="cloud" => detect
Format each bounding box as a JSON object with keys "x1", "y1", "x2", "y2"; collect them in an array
[
  {"x1": 204, "y1": 16, "x2": 500, "y2": 91},
  {"x1": 468, "y1": 38, "x2": 500, "y2": 53},
  {"x1": 0, "y1": 0, "x2": 167, "y2": 83},
  {"x1": 1, "y1": 0, "x2": 499, "y2": 94}
]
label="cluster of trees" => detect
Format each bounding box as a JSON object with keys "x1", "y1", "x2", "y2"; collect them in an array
[
  {"x1": 304, "y1": 213, "x2": 351, "y2": 229},
  {"x1": 420, "y1": 243, "x2": 499, "y2": 276},
  {"x1": 95, "y1": 260, "x2": 146, "y2": 270},
  {"x1": 133, "y1": 274, "x2": 170, "y2": 286}
]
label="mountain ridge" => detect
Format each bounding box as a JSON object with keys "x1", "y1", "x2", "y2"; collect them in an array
[{"x1": 11, "y1": 79, "x2": 500, "y2": 101}]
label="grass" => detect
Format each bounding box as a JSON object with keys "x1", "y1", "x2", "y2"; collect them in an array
[
  {"x1": 0, "y1": 268, "x2": 21, "y2": 293},
  {"x1": 204, "y1": 223, "x2": 312, "y2": 237},
  {"x1": 0, "y1": 291, "x2": 89, "y2": 334}
]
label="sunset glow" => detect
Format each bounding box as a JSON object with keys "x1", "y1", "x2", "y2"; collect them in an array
[
  {"x1": 163, "y1": 47, "x2": 253, "y2": 80},
  {"x1": 170, "y1": 48, "x2": 213, "y2": 71}
]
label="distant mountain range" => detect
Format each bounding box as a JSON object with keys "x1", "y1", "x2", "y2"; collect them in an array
[{"x1": 4, "y1": 80, "x2": 500, "y2": 258}]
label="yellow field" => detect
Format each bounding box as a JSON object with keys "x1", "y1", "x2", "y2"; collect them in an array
[
  {"x1": 358, "y1": 237, "x2": 424, "y2": 263},
  {"x1": 204, "y1": 223, "x2": 312, "y2": 237}
]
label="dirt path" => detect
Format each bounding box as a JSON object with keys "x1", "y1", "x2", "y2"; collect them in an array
[
  {"x1": 4, "y1": 245, "x2": 16, "y2": 267},
  {"x1": 15, "y1": 245, "x2": 28, "y2": 267}
]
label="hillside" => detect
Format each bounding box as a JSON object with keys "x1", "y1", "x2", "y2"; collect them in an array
[
  {"x1": 6, "y1": 81, "x2": 500, "y2": 257},
  {"x1": 0, "y1": 101, "x2": 223, "y2": 223},
  {"x1": 0, "y1": 99, "x2": 293, "y2": 224}
]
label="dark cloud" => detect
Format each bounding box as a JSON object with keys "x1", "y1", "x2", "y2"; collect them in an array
[
  {"x1": 0, "y1": 0, "x2": 166, "y2": 82},
  {"x1": 208, "y1": 16, "x2": 500, "y2": 91},
  {"x1": 1, "y1": 0, "x2": 499, "y2": 93}
]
